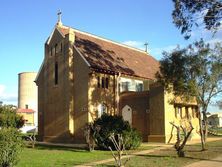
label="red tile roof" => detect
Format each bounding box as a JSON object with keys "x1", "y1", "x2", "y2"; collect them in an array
[
  {"x1": 58, "y1": 26, "x2": 159, "y2": 80},
  {"x1": 57, "y1": 27, "x2": 69, "y2": 36},
  {"x1": 17, "y1": 109, "x2": 35, "y2": 113}
]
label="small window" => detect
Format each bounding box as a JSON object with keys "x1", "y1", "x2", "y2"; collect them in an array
[
  {"x1": 175, "y1": 106, "x2": 182, "y2": 118},
  {"x1": 97, "y1": 76, "x2": 109, "y2": 89},
  {"x1": 55, "y1": 62, "x2": 58, "y2": 85},
  {"x1": 98, "y1": 103, "x2": 107, "y2": 118},
  {"x1": 55, "y1": 43, "x2": 58, "y2": 55},
  {"x1": 179, "y1": 107, "x2": 182, "y2": 118},
  {"x1": 97, "y1": 76, "x2": 101, "y2": 88},
  {"x1": 136, "y1": 83, "x2": 143, "y2": 92},
  {"x1": 60, "y1": 43, "x2": 63, "y2": 52},
  {"x1": 121, "y1": 82, "x2": 129, "y2": 92},
  {"x1": 185, "y1": 107, "x2": 189, "y2": 119},
  {"x1": 105, "y1": 77, "x2": 109, "y2": 89},
  {"x1": 175, "y1": 106, "x2": 178, "y2": 118},
  {"x1": 25, "y1": 104, "x2": 28, "y2": 109},
  {"x1": 192, "y1": 107, "x2": 196, "y2": 118},
  {"x1": 102, "y1": 77, "x2": 105, "y2": 88}
]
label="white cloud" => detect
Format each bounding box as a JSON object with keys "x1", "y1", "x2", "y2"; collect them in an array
[
  {"x1": 122, "y1": 35, "x2": 222, "y2": 61},
  {"x1": 122, "y1": 40, "x2": 183, "y2": 60},
  {"x1": 122, "y1": 40, "x2": 145, "y2": 50},
  {"x1": 0, "y1": 84, "x2": 17, "y2": 105},
  {"x1": 149, "y1": 45, "x2": 182, "y2": 60}
]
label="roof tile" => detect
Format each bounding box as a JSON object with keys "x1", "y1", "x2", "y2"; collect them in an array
[
  {"x1": 17, "y1": 109, "x2": 35, "y2": 113},
  {"x1": 58, "y1": 26, "x2": 159, "y2": 79}
]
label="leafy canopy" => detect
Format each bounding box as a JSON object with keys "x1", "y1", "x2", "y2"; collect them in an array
[
  {"x1": 156, "y1": 39, "x2": 222, "y2": 111},
  {"x1": 0, "y1": 128, "x2": 23, "y2": 167},
  {"x1": 0, "y1": 105, "x2": 25, "y2": 128},
  {"x1": 93, "y1": 114, "x2": 142, "y2": 150},
  {"x1": 172, "y1": 0, "x2": 222, "y2": 39}
]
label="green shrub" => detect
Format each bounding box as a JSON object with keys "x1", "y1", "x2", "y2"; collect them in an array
[
  {"x1": 93, "y1": 114, "x2": 141, "y2": 150},
  {"x1": 0, "y1": 105, "x2": 24, "y2": 128},
  {"x1": 123, "y1": 128, "x2": 142, "y2": 150},
  {"x1": 0, "y1": 128, "x2": 23, "y2": 167}
]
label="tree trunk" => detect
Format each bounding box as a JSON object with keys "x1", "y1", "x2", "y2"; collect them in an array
[
  {"x1": 202, "y1": 109, "x2": 209, "y2": 151},
  {"x1": 170, "y1": 122, "x2": 193, "y2": 157},
  {"x1": 198, "y1": 110, "x2": 206, "y2": 151},
  {"x1": 177, "y1": 148, "x2": 185, "y2": 157},
  {"x1": 202, "y1": 111, "x2": 208, "y2": 143}
]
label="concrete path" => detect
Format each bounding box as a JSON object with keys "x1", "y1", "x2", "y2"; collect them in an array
[
  {"x1": 73, "y1": 137, "x2": 222, "y2": 167},
  {"x1": 74, "y1": 145, "x2": 171, "y2": 167},
  {"x1": 184, "y1": 155, "x2": 222, "y2": 167}
]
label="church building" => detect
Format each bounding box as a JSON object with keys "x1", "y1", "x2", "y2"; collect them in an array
[{"x1": 36, "y1": 13, "x2": 200, "y2": 143}]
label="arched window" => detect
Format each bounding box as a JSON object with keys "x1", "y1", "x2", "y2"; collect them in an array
[
  {"x1": 55, "y1": 43, "x2": 58, "y2": 55},
  {"x1": 55, "y1": 62, "x2": 58, "y2": 85},
  {"x1": 97, "y1": 76, "x2": 100, "y2": 88},
  {"x1": 98, "y1": 103, "x2": 107, "y2": 118}
]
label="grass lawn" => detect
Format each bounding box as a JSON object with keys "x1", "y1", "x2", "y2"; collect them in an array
[
  {"x1": 15, "y1": 144, "x2": 155, "y2": 167},
  {"x1": 16, "y1": 145, "x2": 113, "y2": 167},
  {"x1": 16, "y1": 139, "x2": 222, "y2": 167},
  {"x1": 97, "y1": 138, "x2": 222, "y2": 167}
]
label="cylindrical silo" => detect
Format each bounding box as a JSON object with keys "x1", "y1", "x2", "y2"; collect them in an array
[
  {"x1": 18, "y1": 72, "x2": 38, "y2": 126},
  {"x1": 18, "y1": 72, "x2": 37, "y2": 109}
]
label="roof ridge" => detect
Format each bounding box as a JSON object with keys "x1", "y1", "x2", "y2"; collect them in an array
[{"x1": 61, "y1": 25, "x2": 149, "y2": 55}]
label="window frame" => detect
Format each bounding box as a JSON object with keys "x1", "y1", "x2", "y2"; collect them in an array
[{"x1": 54, "y1": 62, "x2": 58, "y2": 85}]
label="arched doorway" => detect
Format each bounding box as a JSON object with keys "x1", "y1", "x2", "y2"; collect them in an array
[{"x1": 122, "y1": 105, "x2": 132, "y2": 125}]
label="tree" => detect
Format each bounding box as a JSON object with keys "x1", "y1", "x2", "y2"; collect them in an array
[
  {"x1": 0, "y1": 105, "x2": 25, "y2": 167},
  {"x1": 0, "y1": 128, "x2": 23, "y2": 167},
  {"x1": 83, "y1": 123, "x2": 99, "y2": 151},
  {"x1": 108, "y1": 134, "x2": 130, "y2": 167},
  {"x1": 156, "y1": 39, "x2": 222, "y2": 150},
  {"x1": 170, "y1": 121, "x2": 194, "y2": 157},
  {"x1": 172, "y1": 0, "x2": 222, "y2": 39},
  {"x1": 93, "y1": 114, "x2": 141, "y2": 150},
  {"x1": 0, "y1": 105, "x2": 25, "y2": 128}
]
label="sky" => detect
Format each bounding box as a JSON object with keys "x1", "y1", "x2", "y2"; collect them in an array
[{"x1": 0, "y1": 0, "x2": 221, "y2": 112}]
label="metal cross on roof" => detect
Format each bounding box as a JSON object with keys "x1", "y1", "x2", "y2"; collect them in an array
[
  {"x1": 57, "y1": 10, "x2": 62, "y2": 24},
  {"x1": 144, "y1": 42, "x2": 148, "y2": 53}
]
